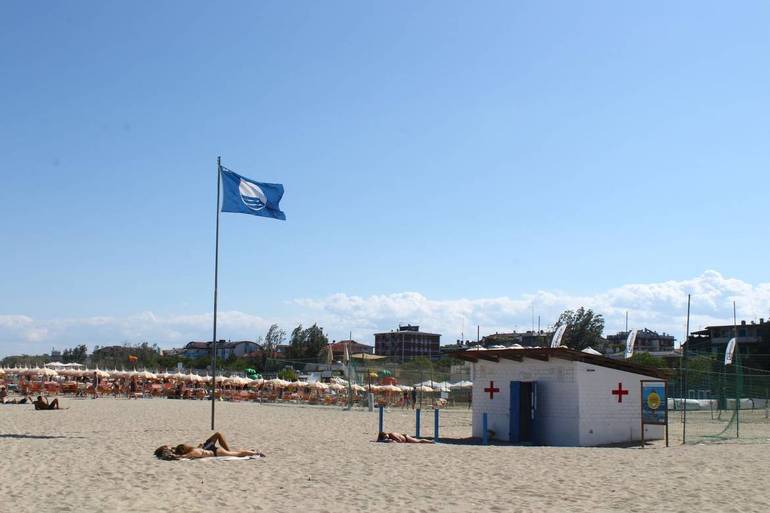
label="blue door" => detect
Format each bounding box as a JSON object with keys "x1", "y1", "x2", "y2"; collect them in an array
[{"x1": 509, "y1": 381, "x2": 537, "y2": 443}]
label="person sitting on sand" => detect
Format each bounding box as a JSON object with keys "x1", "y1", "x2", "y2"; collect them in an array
[
  {"x1": 32, "y1": 395, "x2": 61, "y2": 410},
  {"x1": 154, "y1": 432, "x2": 264, "y2": 460},
  {"x1": 0, "y1": 388, "x2": 29, "y2": 404},
  {"x1": 376, "y1": 432, "x2": 433, "y2": 444}
]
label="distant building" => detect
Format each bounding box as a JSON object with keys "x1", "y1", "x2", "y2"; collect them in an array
[
  {"x1": 179, "y1": 340, "x2": 261, "y2": 360},
  {"x1": 328, "y1": 340, "x2": 374, "y2": 360},
  {"x1": 602, "y1": 329, "x2": 679, "y2": 366},
  {"x1": 374, "y1": 325, "x2": 441, "y2": 362},
  {"x1": 181, "y1": 342, "x2": 211, "y2": 359},
  {"x1": 606, "y1": 329, "x2": 676, "y2": 353},
  {"x1": 684, "y1": 318, "x2": 770, "y2": 369}
]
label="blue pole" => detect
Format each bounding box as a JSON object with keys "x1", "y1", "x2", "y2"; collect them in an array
[
  {"x1": 434, "y1": 408, "x2": 439, "y2": 442},
  {"x1": 416, "y1": 408, "x2": 421, "y2": 438},
  {"x1": 378, "y1": 405, "x2": 384, "y2": 434},
  {"x1": 482, "y1": 413, "x2": 489, "y2": 445}
]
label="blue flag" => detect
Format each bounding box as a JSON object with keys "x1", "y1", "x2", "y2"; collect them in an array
[{"x1": 220, "y1": 167, "x2": 286, "y2": 221}]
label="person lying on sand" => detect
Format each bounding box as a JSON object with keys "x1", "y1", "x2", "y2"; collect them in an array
[
  {"x1": 33, "y1": 396, "x2": 61, "y2": 410},
  {"x1": 154, "y1": 432, "x2": 264, "y2": 460},
  {"x1": 376, "y1": 432, "x2": 433, "y2": 443},
  {"x1": 1, "y1": 396, "x2": 30, "y2": 404}
]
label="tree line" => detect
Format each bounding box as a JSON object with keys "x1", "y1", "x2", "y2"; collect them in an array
[{"x1": 1, "y1": 323, "x2": 333, "y2": 373}]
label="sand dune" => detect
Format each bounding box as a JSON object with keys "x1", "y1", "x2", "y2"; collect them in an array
[{"x1": 2, "y1": 398, "x2": 769, "y2": 513}]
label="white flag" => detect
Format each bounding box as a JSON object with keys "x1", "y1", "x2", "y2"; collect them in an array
[
  {"x1": 550, "y1": 325, "x2": 568, "y2": 348},
  {"x1": 724, "y1": 338, "x2": 736, "y2": 366},
  {"x1": 624, "y1": 329, "x2": 638, "y2": 359}
]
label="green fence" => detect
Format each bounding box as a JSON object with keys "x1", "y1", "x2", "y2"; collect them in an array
[{"x1": 669, "y1": 352, "x2": 770, "y2": 443}]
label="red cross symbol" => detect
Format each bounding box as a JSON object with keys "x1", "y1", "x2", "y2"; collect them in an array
[
  {"x1": 611, "y1": 382, "x2": 628, "y2": 403},
  {"x1": 484, "y1": 381, "x2": 500, "y2": 400}
]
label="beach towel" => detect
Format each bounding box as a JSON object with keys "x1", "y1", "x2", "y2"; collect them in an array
[{"x1": 185, "y1": 455, "x2": 264, "y2": 462}]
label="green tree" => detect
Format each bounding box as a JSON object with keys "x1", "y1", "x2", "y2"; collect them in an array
[
  {"x1": 400, "y1": 356, "x2": 434, "y2": 371},
  {"x1": 287, "y1": 324, "x2": 329, "y2": 361},
  {"x1": 261, "y1": 324, "x2": 285, "y2": 371},
  {"x1": 554, "y1": 307, "x2": 605, "y2": 350},
  {"x1": 304, "y1": 324, "x2": 328, "y2": 361},
  {"x1": 277, "y1": 367, "x2": 298, "y2": 381},
  {"x1": 1, "y1": 355, "x2": 49, "y2": 367},
  {"x1": 628, "y1": 352, "x2": 667, "y2": 369},
  {"x1": 288, "y1": 325, "x2": 306, "y2": 360},
  {"x1": 62, "y1": 344, "x2": 88, "y2": 364}
]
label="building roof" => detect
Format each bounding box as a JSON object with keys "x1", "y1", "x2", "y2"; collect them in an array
[
  {"x1": 374, "y1": 330, "x2": 441, "y2": 337},
  {"x1": 450, "y1": 347, "x2": 668, "y2": 379},
  {"x1": 184, "y1": 340, "x2": 260, "y2": 350},
  {"x1": 607, "y1": 328, "x2": 675, "y2": 339},
  {"x1": 329, "y1": 340, "x2": 373, "y2": 350}
]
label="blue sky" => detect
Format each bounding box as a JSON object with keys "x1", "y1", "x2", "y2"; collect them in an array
[{"x1": 2, "y1": 2, "x2": 770, "y2": 356}]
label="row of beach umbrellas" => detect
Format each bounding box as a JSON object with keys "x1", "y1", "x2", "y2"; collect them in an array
[{"x1": 1, "y1": 367, "x2": 473, "y2": 392}]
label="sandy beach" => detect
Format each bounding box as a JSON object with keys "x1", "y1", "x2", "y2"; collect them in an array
[{"x1": 2, "y1": 397, "x2": 769, "y2": 513}]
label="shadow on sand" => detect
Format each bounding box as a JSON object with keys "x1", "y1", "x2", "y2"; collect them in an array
[
  {"x1": 0, "y1": 434, "x2": 85, "y2": 440},
  {"x1": 435, "y1": 437, "x2": 648, "y2": 448}
]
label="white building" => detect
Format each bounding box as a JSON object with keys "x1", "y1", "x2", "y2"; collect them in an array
[{"x1": 454, "y1": 347, "x2": 666, "y2": 446}]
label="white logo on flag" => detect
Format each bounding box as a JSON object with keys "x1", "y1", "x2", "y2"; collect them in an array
[{"x1": 239, "y1": 179, "x2": 267, "y2": 211}]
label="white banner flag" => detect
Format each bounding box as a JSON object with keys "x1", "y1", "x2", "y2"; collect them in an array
[
  {"x1": 550, "y1": 325, "x2": 567, "y2": 348},
  {"x1": 624, "y1": 329, "x2": 638, "y2": 359},
  {"x1": 724, "y1": 338, "x2": 736, "y2": 366}
]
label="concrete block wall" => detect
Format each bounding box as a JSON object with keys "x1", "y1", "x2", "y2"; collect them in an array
[
  {"x1": 575, "y1": 362, "x2": 663, "y2": 445},
  {"x1": 472, "y1": 358, "x2": 580, "y2": 445}
]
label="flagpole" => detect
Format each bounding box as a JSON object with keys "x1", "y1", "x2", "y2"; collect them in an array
[{"x1": 211, "y1": 156, "x2": 221, "y2": 430}]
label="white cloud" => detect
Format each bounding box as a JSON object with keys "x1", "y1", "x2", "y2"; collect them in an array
[
  {"x1": 295, "y1": 270, "x2": 770, "y2": 344},
  {"x1": 2, "y1": 270, "x2": 770, "y2": 356},
  {"x1": 0, "y1": 311, "x2": 272, "y2": 356}
]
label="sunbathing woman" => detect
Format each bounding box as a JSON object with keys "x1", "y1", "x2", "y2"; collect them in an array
[
  {"x1": 376, "y1": 432, "x2": 433, "y2": 443},
  {"x1": 154, "y1": 432, "x2": 264, "y2": 460},
  {"x1": 1, "y1": 386, "x2": 27, "y2": 404},
  {"x1": 33, "y1": 396, "x2": 61, "y2": 410}
]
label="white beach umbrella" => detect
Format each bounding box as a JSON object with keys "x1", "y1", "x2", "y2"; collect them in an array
[
  {"x1": 94, "y1": 369, "x2": 111, "y2": 379},
  {"x1": 450, "y1": 381, "x2": 473, "y2": 390},
  {"x1": 26, "y1": 367, "x2": 59, "y2": 378}
]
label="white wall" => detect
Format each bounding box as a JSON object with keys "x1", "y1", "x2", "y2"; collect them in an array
[
  {"x1": 472, "y1": 358, "x2": 580, "y2": 446},
  {"x1": 575, "y1": 362, "x2": 664, "y2": 446}
]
